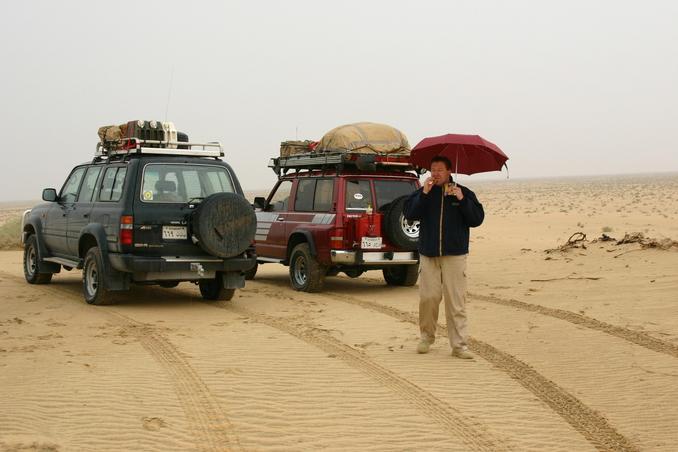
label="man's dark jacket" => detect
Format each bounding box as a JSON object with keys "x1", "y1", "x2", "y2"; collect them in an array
[{"x1": 403, "y1": 180, "x2": 484, "y2": 257}]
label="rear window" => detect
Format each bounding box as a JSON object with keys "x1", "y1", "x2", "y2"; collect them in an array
[
  {"x1": 345, "y1": 179, "x2": 372, "y2": 211},
  {"x1": 141, "y1": 164, "x2": 234, "y2": 203},
  {"x1": 374, "y1": 180, "x2": 417, "y2": 211}
]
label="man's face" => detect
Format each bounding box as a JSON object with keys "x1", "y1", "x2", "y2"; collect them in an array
[{"x1": 430, "y1": 161, "x2": 452, "y2": 186}]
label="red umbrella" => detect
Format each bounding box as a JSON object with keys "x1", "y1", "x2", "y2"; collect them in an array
[{"x1": 410, "y1": 134, "x2": 508, "y2": 176}]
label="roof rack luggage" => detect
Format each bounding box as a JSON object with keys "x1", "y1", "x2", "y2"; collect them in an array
[
  {"x1": 268, "y1": 151, "x2": 418, "y2": 177},
  {"x1": 95, "y1": 137, "x2": 224, "y2": 159}
]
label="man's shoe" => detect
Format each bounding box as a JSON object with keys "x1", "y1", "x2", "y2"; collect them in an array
[
  {"x1": 452, "y1": 348, "x2": 474, "y2": 359},
  {"x1": 417, "y1": 340, "x2": 431, "y2": 354}
]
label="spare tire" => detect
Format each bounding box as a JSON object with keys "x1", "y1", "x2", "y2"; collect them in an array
[
  {"x1": 192, "y1": 193, "x2": 256, "y2": 258},
  {"x1": 383, "y1": 195, "x2": 419, "y2": 251}
]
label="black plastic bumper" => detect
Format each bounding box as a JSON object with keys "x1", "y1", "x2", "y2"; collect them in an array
[{"x1": 108, "y1": 253, "x2": 257, "y2": 274}]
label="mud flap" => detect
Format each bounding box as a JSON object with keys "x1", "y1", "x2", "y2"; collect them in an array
[
  {"x1": 105, "y1": 264, "x2": 131, "y2": 291},
  {"x1": 222, "y1": 271, "x2": 245, "y2": 289}
]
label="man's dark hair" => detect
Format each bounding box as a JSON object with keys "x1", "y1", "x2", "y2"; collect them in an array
[{"x1": 431, "y1": 155, "x2": 452, "y2": 170}]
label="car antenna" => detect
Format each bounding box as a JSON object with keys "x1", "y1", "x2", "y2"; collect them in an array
[{"x1": 164, "y1": 65, "x2": 175, "y2": 121}]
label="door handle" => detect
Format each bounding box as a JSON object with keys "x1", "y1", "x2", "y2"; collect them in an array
[{"x1": 277, "y1": 217, "x2": 285, "y2": 221}]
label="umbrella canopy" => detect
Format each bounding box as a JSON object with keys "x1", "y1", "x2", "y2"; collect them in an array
[{"x1": 410, "y1": 134, "x2": 508, "y2": 175}]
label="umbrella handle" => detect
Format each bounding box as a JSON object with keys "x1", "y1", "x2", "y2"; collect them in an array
[{"x1": 454, "y1": 150, "x2": 459, "y2": 188}]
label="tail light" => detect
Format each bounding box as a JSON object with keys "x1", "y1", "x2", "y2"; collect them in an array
[
  {"x1": 329, "y1": 227, "x2": 345, "y2": 249},
  {"x1": 120, "y1": 215, "x2": 133, "y2": 246}
]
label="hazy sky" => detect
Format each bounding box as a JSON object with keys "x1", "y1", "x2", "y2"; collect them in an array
[{"x1": 1, "y1": 1, "x2": 677, "y2": 201}]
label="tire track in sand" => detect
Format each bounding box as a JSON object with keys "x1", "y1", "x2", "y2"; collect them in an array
[
  {"x1": 0, "y1": 272, "x2": 239, "y2": 452},
  {"x1": 213, "y1": 301, "x2": 506, "y2": 452},
  {"x1": 312, "y1": 288, "x2": 637, "y2": 452},
  {"x1": 110, "y1": 312, "x2": 238, "y2": 452},
  {"x1": 468, "y1": 292, "x2": 678, "y2": 359}
]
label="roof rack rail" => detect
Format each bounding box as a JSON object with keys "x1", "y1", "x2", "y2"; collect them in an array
[
  {"x1": 95, "y1": 137, "x2": 224, "y2": 159},
  {"x1": 268, "y1": 151, "x2": 418, "y2": 177}
]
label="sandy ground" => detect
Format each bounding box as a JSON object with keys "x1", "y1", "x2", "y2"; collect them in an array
[{"x1": 1, "y1": 173, "x2": 677, "y2": 451}]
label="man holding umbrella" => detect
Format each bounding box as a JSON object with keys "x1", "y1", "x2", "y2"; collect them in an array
[{"x1": 405, "y1": 134, "x2": 506, "y2": 359}]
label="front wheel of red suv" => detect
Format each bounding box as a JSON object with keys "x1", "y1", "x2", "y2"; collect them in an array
[{"x1": 289, "y1": 243, "x2": 326, "y2": 292}]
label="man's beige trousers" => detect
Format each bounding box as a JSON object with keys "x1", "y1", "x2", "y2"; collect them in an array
[{"x1": 418, "y1": 254, "x2": 468, "y2": 350}]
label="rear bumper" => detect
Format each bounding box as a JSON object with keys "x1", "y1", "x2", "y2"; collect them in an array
[
  {"x1": 109, "y1": 253, "x2": 257, "y2": 277},
  {"x1": 330, "y1": 250, "x2": 418, "y2": 265}
]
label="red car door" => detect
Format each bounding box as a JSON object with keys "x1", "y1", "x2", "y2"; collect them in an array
[{"x1": 255, "y1": 179, "x2": 293, "y2": 260}]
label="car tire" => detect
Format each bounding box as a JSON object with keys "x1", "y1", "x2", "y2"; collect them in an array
[
  {"x1": 192, "y1": 193, "x2": 257, "y2": 258},
  {"x1": 243, "y1": 262, "x2": 258, "y2": 280},
  {"x1": 23, "y1": 235, "x2": 53, "y2": 284},
  {"x1": 383, "y1": 263, "x2": 419, "y2": 286},
  {"x1": 343, "y1": 268, "x2": 364, "y2": 278},
  {"x1": 383, "y1": 196, "x2": 419, "y2": 251},
  {"x1": 289, "y1": 243, "x2": 326, "y2": 292},
  {"x1": 158, "y1": 281, "x2": 180, "y2": 288},
  {"x1": 83, "y1": 247, "x2": 115, "y2": 305},
  {"x1": 199, "y1": 274, "x2": 236, "y2": 301}
]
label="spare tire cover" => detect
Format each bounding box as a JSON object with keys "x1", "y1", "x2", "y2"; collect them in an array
[
  {"x1": 383, "y1": 196, "x2": 419, "y2": 251},
  {"x1": 192, "y1": 193, "x2": 256, "y2": 258}
]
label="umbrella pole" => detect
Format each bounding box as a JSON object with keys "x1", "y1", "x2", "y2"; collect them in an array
[{"x1": 454, "y1": 150, "x2": 458, "y2": 188}]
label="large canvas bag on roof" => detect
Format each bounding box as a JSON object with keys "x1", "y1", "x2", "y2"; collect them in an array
[{"x1": 315, "y1": 122, "x2": 410, "y2": 155}]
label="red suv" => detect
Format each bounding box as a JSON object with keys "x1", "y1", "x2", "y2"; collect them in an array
[{"x1": 249, "y1": 153, "x2": 421, "y2": 292}]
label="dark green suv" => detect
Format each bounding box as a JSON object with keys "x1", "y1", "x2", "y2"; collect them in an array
[{"x1": 21, "y1": 137, "x2": 257, "y2": 305}]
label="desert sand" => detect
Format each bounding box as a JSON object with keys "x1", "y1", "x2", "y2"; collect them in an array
[{"x1": 1, "y1": 173, "x2": 677, "y2": 451}]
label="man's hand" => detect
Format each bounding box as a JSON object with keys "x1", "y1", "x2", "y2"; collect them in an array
[
  {"x1": 446, "y1": 184, "x2": 464, "y2": 200},
  {"x1": 451, "y1": 185, "x2": 464, "y2": 200},
  {"x1": 422, "y1": 177, "x2": 434, "y2": 194}
]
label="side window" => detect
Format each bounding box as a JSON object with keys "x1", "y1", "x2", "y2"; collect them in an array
[
  {"x1": 99, "y1": 167, "x2": 127, "y2": 202},
  {"x1": 313, "y1": 179, "x2": 334, "y2": 212},
  {"x1": 269, "y1": 180, "x2": 293, "y2": 212},
  {"x1": 77, "y1": 167, "x2": 102, "y2": 203},
  {"x1": 294, "y1": 179, "x2": 315, "y2": 212},
  {"x1": 110, "y1": 168, "x2": 127, "y2": 202},
  {"x1": 345, "y1": 179, "x2": 372, "y2": 210},
  {"x1": 60, "y1": 167, "x2": 87, "y2": 204},
  {"x1": 99, "y1": 168, "x2": 117, "y2": 201}
]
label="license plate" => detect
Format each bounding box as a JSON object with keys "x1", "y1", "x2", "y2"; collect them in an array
[
  {"x1": 162, "y1": 226, "x2": 187, "y2": 240},
  {"x1": 361, "y1": 236, "x2": 382, "y2": 249}
]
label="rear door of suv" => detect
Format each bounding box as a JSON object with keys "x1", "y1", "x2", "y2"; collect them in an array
[{"x1": 132, "y1": 160, "x2": 237, "y2": 257}]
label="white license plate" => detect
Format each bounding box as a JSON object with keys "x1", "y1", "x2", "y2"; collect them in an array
[
  {"x1": 361, "y1": 236, "x2": 382, "y2": 249},
  {"x1": 162, "y1": 226, "x2": 187, "y2": 240}
]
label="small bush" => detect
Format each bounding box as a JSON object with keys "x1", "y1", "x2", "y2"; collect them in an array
[
  {"x1": 601, "y1": 226, "x2": 613, "y2": 233},
  {"x1": 0, "y1": 215, "x2": 23, "y2": 250}
]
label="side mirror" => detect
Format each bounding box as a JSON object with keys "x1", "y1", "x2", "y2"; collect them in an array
[
  {"x1": 42, "y1": 188, "x2": 58, "y2": 202},
  {"x1": 253, "y1": 196, "x2": 266, "y2": 210}
]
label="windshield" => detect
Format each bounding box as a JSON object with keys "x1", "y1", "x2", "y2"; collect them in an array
[{"x1": 141, "y1": 163, "x2": 234, "y2": 203}]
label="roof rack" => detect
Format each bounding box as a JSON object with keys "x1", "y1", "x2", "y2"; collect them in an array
[
  {"x1": 268, "y1": 151, "x2": 419, "y2": 177},
  {"x1": 95, "y1": 137, "x2": 224, "y2": 159}
]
